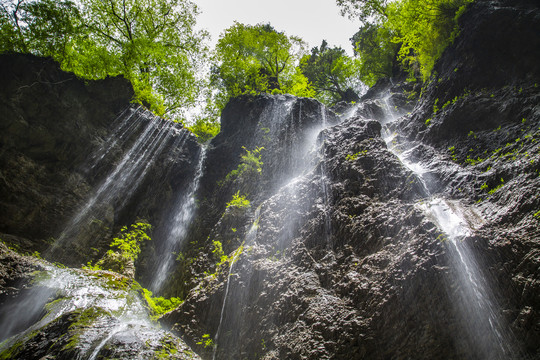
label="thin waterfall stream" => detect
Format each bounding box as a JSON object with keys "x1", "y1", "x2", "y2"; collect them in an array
[
  {"x1": 212, "y1": 207, "x2": 260, "y2": 360},
  {"x1": 151, "y1": 146, "x2": 207, "y2": 292},
  {"x1": 379, "y1": 93, "x2": 517, "y2": 358},
  {"x1": 47, "y1": 106, "x2": 190, "y2": 260}
]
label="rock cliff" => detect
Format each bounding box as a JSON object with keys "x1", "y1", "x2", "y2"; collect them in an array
[
  {"x1": 0, "y1": 54, "x2": 201, "y2": 269},
  {"x1": 161, "y1": 1, "x2": 540, "y2": 359},
  {"x1": 0, "y1": 0, "x2": 539, "y2": 359}
]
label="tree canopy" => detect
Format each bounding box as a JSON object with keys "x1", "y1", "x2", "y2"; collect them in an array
[
  {"x1": 211, "y1": 22, "x2": 314, "y2": 109},
  {"x1": 340, "y1": 0, "x2": 473, "y2": 82},
  {"x1": 299, "y1": 40, "x2": 360, "y2": 104},
  {"x1": 0, "y1": 0, "x2": 208, "y2": 118}
]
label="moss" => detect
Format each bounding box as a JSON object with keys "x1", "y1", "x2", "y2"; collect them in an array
[
  {"x1": 152, "y1": 334, "x2": 181, "y2": 359},
  {"x1": 0, "y1": 340, "x2": 24, "y2": 360},
  {"x1": 62, "y1": 307, "x2": 112, "y2": 351},
  {"x1": 30, "y1": 270, "x2": 52, "y2": 284},
  {"x1": 346, "y1": 150, "x2": 368, "y2": 161},
  {"x1": 84, "y1": 270, "x2": 132, "y2": 291}
]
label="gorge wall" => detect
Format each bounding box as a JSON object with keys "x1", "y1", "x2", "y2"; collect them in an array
[{"x1": 1, "y1": 0, "x2": 539, "y2": 359}]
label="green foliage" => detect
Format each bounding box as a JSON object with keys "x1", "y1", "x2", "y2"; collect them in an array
[
  {"x1": 487, "y1": 178, "x2": 504, "y2": 195},
  {"x1": 336, "y1": 0, "x2": 390, "y2": 22},
  {"x1": 196, "y1": 334, "x2": 214, "y2": 349},
  {"x1": 211, "y1": 22, "x2": 312, "y2": 109},
  {"x1": 350, "y1": 23, "x2": 398, "y2": 86},
  {"x1": 212, "y1": 240, "x2": 227, "y2": 265},
  {"x1": 141, "y1": 288, "x2": 182, "y2": 318},
  {"x1": 0, "y1": 0, "x2": 81, "y2": 55},
  {"x1": 342, "y1": 0, "x2": 473, "y2": 82},
  {"x1": 84, "y1": 221, "x2": 151, "y2": 272},
  {"x1": 186, "y1": 117, "x2": 220, "y2": 143},
  {"x1": 448, "y1": 145, "x2": 458, "y2": 161},
  {"x1": 299, "y1": 40, "x2": 360, "y2": 103},
  {"x1": 223, "y1": 146, "x2": 264, "y2": 183},
  {"x1": 388, "y1": 0, "x2": 473, "y2": 80},
  {"x1": 109, "y1": 222, "x2": 151, "y2": 262},
  {"x1": 346, "y1": 150, "x2": 368, "y2": 161},
  {"x1": 205, "y1": 243, "x2": 244, "y2": 279},
  {"x1": 226, "y1": 191, "x2": 250, "y2": 210},
  {"x1": 1, "y1": 0, "x2": 208, "y2": 118}
]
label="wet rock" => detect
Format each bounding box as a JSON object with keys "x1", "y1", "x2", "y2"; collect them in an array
[
  {"x1": 0, "y1": 54, "x2": 202, "y2": 274},
  {"x1": 0, "y1": 251, "x2": 200, "y2": 360},
  {"x1": 0, "y1": 242, "x2": 45, "y2": 308}
]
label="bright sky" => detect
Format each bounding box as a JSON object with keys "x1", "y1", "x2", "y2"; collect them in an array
[{"x1": 194, "y1": 0, "x2": 361, "y2": 55}]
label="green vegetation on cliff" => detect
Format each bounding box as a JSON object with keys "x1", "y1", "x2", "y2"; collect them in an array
[
  {"x1": 342, "y1": 0, "x2": 474, "y2": 84},
  {"x1": 0, "y1": 0, "x2": 207, "y2": 118},
  {"x1": 0, "y1": 0, "x2": 474, "y2": 138}
]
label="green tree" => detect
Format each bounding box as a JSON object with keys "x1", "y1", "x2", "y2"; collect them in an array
[
  {"x1": 74, "y1": 0, "x2": 207, "y2": 116},
  {"x1": 0, "y1": 0, "x2": 81, "y2": 55},
  {"x1": 350, "y1": 23, "x2": 398, "y2": 86},
  {"x1": 339, "y1": 0, "x2": 473, "y2": 81},
  {"x1": 336, "y1": 0, "x2": 389, "y2": 22},
  {"x1": 0, "y1": 0, "x2": 208, "y2": 118},
  {"x1": 299, "y1": 40, "x2": 360, "y2": 104},
  {"x1": 211, "y1": 22, "x2": 313, "y2": 109},
  {"x1": 387, "y1": 0, "x2": 472, "y2": 80}
]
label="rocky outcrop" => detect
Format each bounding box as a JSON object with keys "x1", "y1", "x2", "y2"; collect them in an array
[
  {"x1": 0, "y1": 242, "x2": 45, "y2": 310},
  {"x1": 161, "y1": 1, "x2": 540, "y2": 359},
  {"x1": 0, "y1": 245, "x2": 200, "y2": 359},
  {"x1": 0, "y1": 54, "x2": 201, "y2": 271}
]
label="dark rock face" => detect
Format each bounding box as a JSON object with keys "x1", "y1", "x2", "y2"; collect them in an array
[
  {"x1": 0, "y1": 242, "x2": 45, "y2": 309},
  {"x1": 161, "y1": 1, "x2": 540, "y2": 359},
  {"x1": 1, "y1": 0, "x2": 540, "y2": 359},
  {"x1": 0, "y1": 54, "x2": 201, "y2": 271}
]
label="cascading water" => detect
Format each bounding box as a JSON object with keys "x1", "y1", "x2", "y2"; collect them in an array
[
  {"x1": 210, "y1": 97, "x2": 338, "y2": 359},
  {"x1": 0, "y1": 263, "x2": 190, "y2": 358},
  {"x1": 318, "y1": 104, "x2": 333, "y2": 251},
  {"x1": 46, "y1": 105, "x2": 190, "y2": 261},
  {"x1": 379, "y1": 93, "x2": 517, "y2": 358},
  {"x1": 211, "y1": 207, "x2": 259, "y2": 360},
  {"x1": 0, "y1": 105, "x2": 200, "y2": 358},
  {"x1": 150, "y1": 146, "x2": 207, "y2": 292}
]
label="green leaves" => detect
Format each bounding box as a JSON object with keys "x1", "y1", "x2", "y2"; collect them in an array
[
  {"x1": 76, "y1": 0, "x2": 207, "y2": 117},
  {"x1": 388, "y1": 0, "x2": 473, "y2": 80},
  {"x1": 109, "y1": 221, "x2": 152, "y2": 262},
  {"x1": 211, "y1": 22, "x2": 312, "y2": 109},
  {"x1": 300, "y1": 40, "x2": 360, "y2": 104},
  {"x1": 1, "y1": 0, "x2": 208, "y2": 119},
  {"x1": 350, "y1": 23, "x2": 398, "y2": 86},
  {"x1": 226, "y1": 191, "x2": 251, "y2": 210},
  {"x1": 0, "y1": 0, "x2": 81, "y2": 55},
  {"x1": 341, "y1": 0, "x2": 473, "y2": 82}
]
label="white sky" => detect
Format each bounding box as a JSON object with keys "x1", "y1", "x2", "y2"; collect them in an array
[{"x1": 194, "y1": 0, "x2": 361, "y2": 55}]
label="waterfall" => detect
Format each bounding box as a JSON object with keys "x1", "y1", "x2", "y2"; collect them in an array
[
  {"x1": 0, "y1": 263, "x2": 178, "y2": 358},
  {"x1": 210, "y1": 97, "x2": 337, "y2": 359},
  {"x1": 379, "y1": 93, "x2": 518, "y2": 359},
  {"x1": 150, "y1": 146, "x2": 207, "y2": 292},
  {"x1": 318, "y1": 104, "x2": 333, "y2": 251},
  {"x1": 211, "y1": 208, "x2": 259, "y2": 360},
  {"x1": 46, "y1": 106, "x2": 189, "y2": 261},
  {"x1": 0, "y1": 106, "x2": 199, "y2": 357}
]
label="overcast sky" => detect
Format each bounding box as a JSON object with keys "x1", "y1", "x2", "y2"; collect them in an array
[{"x1": 194, "y1": 0, "x2": 361, "y2": 55}]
